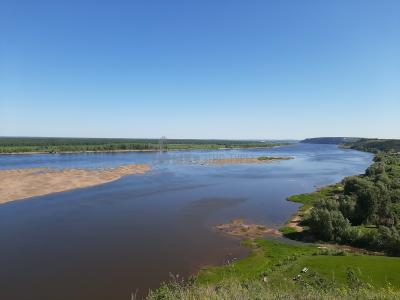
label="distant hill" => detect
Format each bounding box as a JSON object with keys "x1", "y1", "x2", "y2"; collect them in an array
[
  {"x1": 301, "y1": 137, "x2": 361, "y2": 144},
  {"x1": 347, "y1": 138, "x2": 400, "y2": 153}
]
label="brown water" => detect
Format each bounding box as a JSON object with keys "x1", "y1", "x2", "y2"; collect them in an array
[{"x1": 0, "y1": 144, "x2": 373, "y2": 299}]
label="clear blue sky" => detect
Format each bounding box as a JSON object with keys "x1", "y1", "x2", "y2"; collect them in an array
[{"x1": 1, "y1": 1, "x2": 399, "y2": 139}]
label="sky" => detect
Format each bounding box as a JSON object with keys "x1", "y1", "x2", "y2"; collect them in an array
[{"x1": 1, "y1": 0, "x2": 399, "y2": 140}]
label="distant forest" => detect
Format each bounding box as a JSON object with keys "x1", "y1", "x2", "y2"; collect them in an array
[{"x1": 0, "y1": 137, "x2": 289, "y2": 153}]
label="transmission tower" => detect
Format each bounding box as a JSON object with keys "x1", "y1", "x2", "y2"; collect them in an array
[{"x1": 159, "y1": 136, "x2": 167, "y2": 151}]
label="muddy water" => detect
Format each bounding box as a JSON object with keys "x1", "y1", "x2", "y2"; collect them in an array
[{"x1": 0, "y1": 144, "x2": 373, "y2": 299}]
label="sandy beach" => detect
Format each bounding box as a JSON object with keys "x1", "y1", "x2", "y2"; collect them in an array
[{"x1": 0, "y1": 164, "x2": 150, "y2": 204}]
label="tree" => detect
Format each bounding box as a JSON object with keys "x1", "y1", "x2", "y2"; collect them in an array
[{"x1": 309, "y1": 207, "x2": 350, "y2": 242}]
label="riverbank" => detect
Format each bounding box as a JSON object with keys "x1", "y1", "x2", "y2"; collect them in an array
[
  {"x1": 0, "y1": 164, "x2": 150, "y2": 204},
  {"x1": 150, "y1": 239, "x2": 400, "y2": 299}
]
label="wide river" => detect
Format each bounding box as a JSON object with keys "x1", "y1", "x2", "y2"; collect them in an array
[{"x1": 0, "y1": 143, "x2": 373, "y2": 300}]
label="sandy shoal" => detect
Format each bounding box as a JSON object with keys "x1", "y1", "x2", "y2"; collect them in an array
[
  {"x1": 0, "y1": 164, "x2": 150, "y2": 204},
  {"x1": 216, "y1": 219, "x2": 281, "y2": 238}
]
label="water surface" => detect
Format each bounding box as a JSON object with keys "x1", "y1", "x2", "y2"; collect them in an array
[{"x1": 0, "y1": 144, "x2": 373, "y2": 300}]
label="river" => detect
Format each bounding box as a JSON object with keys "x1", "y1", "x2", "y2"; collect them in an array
[{"x1": 0, "y1": 143, "x2": 373, "y2": 300}]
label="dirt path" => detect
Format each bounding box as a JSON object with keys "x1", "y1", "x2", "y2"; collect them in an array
[{"x1": 0, "y1": 164, "x2": 150, "y2": 204}]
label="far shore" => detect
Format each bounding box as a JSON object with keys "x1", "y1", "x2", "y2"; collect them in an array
[
  {"x1": 0, "y1": 149, "x2": 159, "y2": 155},
  {"x1": 0, "y1": 164, "x2": 150, "y2": 204},
  {"x1": 0, "y1": 144, "x2": 290, "y2": 155}
]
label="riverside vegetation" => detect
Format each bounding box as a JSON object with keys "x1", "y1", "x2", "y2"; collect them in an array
[
  {"x1": 147, "y1": 138, "x2": 400, "y2": 300},
  {"x1": 285, "y1": 139, "x2": 400, "y2": 255}
]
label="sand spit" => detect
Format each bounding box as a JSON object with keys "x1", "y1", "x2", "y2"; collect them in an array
[
  {"x1": 216, "y1": 219, "x2": 282, "y2": 238},
  {"x1": 204, "y1": 157, "x2": 292, "y2": 166},
  {"x1": 0, "y1": 164, "x2": 150, "y2": 204}
]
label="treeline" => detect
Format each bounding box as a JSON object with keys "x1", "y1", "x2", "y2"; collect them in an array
[
  {"x1": 305, "y1": 140, "x2": 400, "y2": 255},
  {"x1": 0, "y1": 137, "x2": 287, "y2": 153}
]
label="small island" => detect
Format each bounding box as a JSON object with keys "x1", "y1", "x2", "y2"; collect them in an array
[{"x1": 204, "y1": 156, "x2": 293, "y2": 165}]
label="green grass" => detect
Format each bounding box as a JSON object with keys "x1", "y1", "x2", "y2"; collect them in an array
[
  {"x1": 273, "y1": 255, "x2": 400, "y2": 289},
  {"x1": 197, "y1": 239, "x2": 317, "y2": 284},
  {"x1": 198, "y1": 239, "x2": 400, "y2": 290}
]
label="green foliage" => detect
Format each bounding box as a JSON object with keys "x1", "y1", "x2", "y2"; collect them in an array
[{"x1": 309, "y1": 208, "x2": 350, "y2": 242}]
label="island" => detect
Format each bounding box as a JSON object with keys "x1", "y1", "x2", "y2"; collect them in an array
[
  {"x1": 204, "y1": 156, "x2": 293, "y2": 165},
  {"x1": 0, "y1": 164, "x2": 150, "y2": 204}
]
